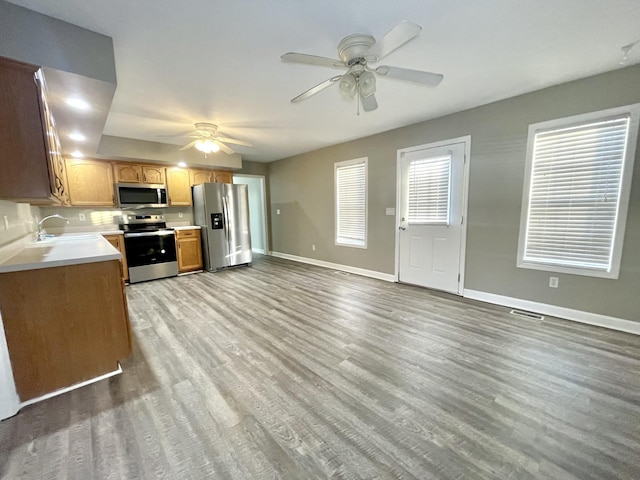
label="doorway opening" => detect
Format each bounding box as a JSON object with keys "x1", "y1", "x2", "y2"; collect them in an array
[{"x1": 233, "y1": 174, "x2": 269, "y2": 254}]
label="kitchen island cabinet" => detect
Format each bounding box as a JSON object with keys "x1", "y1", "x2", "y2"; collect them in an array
[{"x1": 0, "y1": 258, "x2": 131, "y2": 402}]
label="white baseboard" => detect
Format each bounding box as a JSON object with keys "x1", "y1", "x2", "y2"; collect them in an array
[
  {"x1": 252, "y1": 248, "x2": 265, "y2": 254},
  {"x1": 270, "y1": 251, "x2": 396, "y2": 283},
  {"x1": 464, "y1": 289, "x2": 640, "y2": 336}
]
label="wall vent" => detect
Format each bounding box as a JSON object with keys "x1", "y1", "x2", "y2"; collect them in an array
[{"x1": 509, "y1": 309, "x2": 544, "y2": 321}]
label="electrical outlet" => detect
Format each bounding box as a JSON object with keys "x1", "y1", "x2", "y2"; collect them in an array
[
  {"x1": 277, "y1": 209, "x2": 281, "y2": 215},
  {"x1": 549, "y1": 276, "x2": 559, "y2": 288},
  {"x1": 78, "y1": 213, "x2": 86, "y2": 221},
  {"x1": 312, "y1": 244, "x2": 316, "y2": 251},
  {"x1": 178, "y1": 212, "x2": 183, "y2": 218}
]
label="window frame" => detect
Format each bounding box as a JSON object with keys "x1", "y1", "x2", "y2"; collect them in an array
[
  {"x1": 517, "y1": 103, "x2": 640, "y2": 279},
  {"x1": 335, "y1": 157, "x2": 368, "y2": 249},
  {"x1": 407, "y1": 154, "x2": 452, "y2": 226}
]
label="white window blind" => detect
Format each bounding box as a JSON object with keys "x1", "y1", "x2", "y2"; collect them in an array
[
  {"x1": 335, "y1": 159, "x2": 367, "y2": 247},
  {"x1": 408, "y1": 155, "x2": 451, "y2": 224},
  {"x1": 522, "y1": 115, "x2": 631, "y2": 272}
]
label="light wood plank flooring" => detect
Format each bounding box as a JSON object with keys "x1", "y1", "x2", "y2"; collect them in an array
[{"x1": 1, "y1": 255, "x2": 640, "y2": 479}]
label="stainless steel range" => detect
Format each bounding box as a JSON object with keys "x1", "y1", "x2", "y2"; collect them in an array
[{"x1": 118, "y1": 215, "x2": 178, "y2": 283}]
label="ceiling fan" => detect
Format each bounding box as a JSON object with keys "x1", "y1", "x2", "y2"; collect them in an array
[
  {"x1": 167, "y1": 122, "x2": 252, "y2": 155},
  {"x1": 281, "y1": 21, "x2": 444, "y2": 113}
]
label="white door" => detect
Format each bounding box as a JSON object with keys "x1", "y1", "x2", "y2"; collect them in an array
[{"x1": 398, "y1": 141, "x2": 467, "y2": 294}]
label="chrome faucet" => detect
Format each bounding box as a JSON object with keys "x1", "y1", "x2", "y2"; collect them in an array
[{"x1": 37, "y1": 214, "x2": 69, "y2": 241}]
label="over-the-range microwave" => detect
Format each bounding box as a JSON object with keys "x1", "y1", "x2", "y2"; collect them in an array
[{"x1": 116, "y1": 183, "x2": 169, "y2": 209}]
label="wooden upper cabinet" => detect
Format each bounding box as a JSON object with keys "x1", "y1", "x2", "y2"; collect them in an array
[
  {"x1": 189, "y1": 169, "x2": 212, "y2": 186},
  {"x1": 166, "y1": 167, "x2": 192, "y2": 206},
  {"x1": 0, "y1": 57, "x2": 63, "y2": 204},
  {"x1": 142, "y1": 165, "x2": 165, "y2": 184},
  {"x1": 65, "y1": 158, "x2": 116, "y2": 206},
  {"x1": 113, "y1": 163, "x2": 142, "y2": 183},
  {"x1": 214, "y1": 170, "x2": 233, "y2": 184},
  {"x1": 113, "y1": 163, "x2": 166, "y2": 184}
]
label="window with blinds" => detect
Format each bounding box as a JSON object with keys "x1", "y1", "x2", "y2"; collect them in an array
[
  {"x1": 518, "y1": 104, "x2": 639, "y2": 278},
  {"x1": 408, "y1": 155, "x2": 451, "y2": 224},
  {"x1": 335, "y1": 158, "x2": 367, "y2": 247}
]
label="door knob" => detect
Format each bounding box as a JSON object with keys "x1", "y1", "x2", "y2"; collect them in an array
[{"x1": 399, "y1": 226, "x2": 406, "y2": 231}]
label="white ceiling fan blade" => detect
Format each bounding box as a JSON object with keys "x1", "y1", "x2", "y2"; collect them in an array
[
  {"x1": 179, "y1": 139, "x2": 198, "y2": 151},
  {"x1": 375, "y1": 65, "x2": 444, "y2": 86},
  {"x1": 156, "y1": 130, "x2": 197, "y2": 138},
  {"x1": 215, "y1": 136, "x2": 253, "y2": 147},
  {"x1": 367, "y1": 21, "x2": 422, "y2": 61},
  {"x1": 361, "y1": 93, "x2": 378, "y2": 112},
  {"x1": 281, "y1": 53, "x2": 346, "y2": 68},
  {"x1": 291, "y1": 76, "x2": 342, "y2": 103},
  {"x1": 216, "y1": 141, "x2": 234, "y2": 155}
]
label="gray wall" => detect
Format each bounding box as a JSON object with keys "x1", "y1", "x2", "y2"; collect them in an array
[
  {"x1": 268, "y1": 64, "x2": 640, "y2": 322},
  {"x1": 0, "y1": 1, "x2": 116, "y2": 84}
]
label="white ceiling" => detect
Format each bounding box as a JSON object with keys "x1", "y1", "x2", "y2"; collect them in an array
[{"x1": 7, "y1": 0, "x2": 640, "y2": 163}]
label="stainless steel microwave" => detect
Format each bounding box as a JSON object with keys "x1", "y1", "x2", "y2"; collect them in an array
[{"x1": 116, "y1": 183, "x2": 169, "y2": 208}]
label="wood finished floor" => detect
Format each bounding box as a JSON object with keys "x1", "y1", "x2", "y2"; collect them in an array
[{"x1": 1, "y1": 255, "x2": 640, "y2": 479}]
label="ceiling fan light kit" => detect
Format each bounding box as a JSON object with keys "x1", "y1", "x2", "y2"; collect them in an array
[
  {"x1": 195, "y1": 138, "x2": 220, "y2": 154},
  {"x1": 281, "y1": 21, "x2": 444, "y2": 114},
  {"x1": 169, "y1": 122, "x2": 252, "y2": 156}
]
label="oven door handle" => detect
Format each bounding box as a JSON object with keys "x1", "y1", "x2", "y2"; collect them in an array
[{"x1": 124, "y1": 231, "x2": 175, "y2": 238}]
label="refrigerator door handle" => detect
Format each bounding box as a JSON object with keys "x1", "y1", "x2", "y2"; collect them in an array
[{"x1": 222, "y1": 195, "x2": 231, "y2": 250}]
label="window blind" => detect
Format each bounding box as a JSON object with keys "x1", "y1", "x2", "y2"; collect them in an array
[
  {"x1": 408, "y1": 155, "x2": 451, "y2": 224},
  {"x1": 336, "y1": 160, "x2": 366, "y2": 246},
  {"x1": 523, "y1": 115, "x2": 630, "y2": 271}
]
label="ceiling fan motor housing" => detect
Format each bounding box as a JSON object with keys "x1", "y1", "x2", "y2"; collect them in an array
[
  {"x1": 338, "y1": 34, "x2": 375, "y2": 63},
  {"x1": 194, "y1": 122, "x2": 218, "y2": 135}
]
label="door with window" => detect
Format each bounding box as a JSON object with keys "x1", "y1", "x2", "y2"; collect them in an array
[{"x1": 398, "y1": 141, "x2": 467, "y2": 293}]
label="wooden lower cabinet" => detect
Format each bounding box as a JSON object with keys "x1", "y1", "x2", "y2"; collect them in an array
[
  {"x1": 0, "y1": 260, "x2": 131, "y2": 401},
  {"x1": 176, "y1": 229, "x2": 203, "y2": 273},
  {"x1": 103, "y1": 234, "x2": 129, "y2": 282}
]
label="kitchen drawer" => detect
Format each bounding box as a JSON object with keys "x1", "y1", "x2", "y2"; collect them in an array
[{"x1": 175, "y1": 229, "x2": 199, "y2": 238}]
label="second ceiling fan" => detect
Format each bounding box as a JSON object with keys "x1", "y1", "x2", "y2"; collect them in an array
[
  {"x1": 281, "y1": 21, "x2": 444, "y2": 113},
  {"x1": 173, "y1": 123, "x2": 252, "y2": 155}
]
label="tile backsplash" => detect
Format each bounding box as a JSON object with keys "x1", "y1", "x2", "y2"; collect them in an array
[
  {"x1": 39, "y1": 206, "x2": 194, "y2": 233},
  {"x1": 0, "y1": 200, "x2": 40, "y2": 247}
]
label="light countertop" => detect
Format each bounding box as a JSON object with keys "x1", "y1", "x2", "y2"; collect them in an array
[
  {"x1": 171, "y1": 225, "x2": 201, "y2": 230},
  {"x1": 0, "y1": 233, "x2": 121, "y2": 274}
]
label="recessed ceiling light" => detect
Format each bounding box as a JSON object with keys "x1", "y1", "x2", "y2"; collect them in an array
[
  {"x1": 65, "y1": 97, "x2": 91, "y2": 110},
  {"x1": 71, "y1": 150, "x2": 84, "y2": 158},
  {"x1": 178, "y1": 161, "x2": 187, "y2": 168},
  {"x1": 68, "y1": 132, "x2": 86, "y2": 142}
]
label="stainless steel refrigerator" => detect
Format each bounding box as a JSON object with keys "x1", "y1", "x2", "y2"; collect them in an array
[{"x1": 192, "y1": 183, "x2": 252, "y2": 271}]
